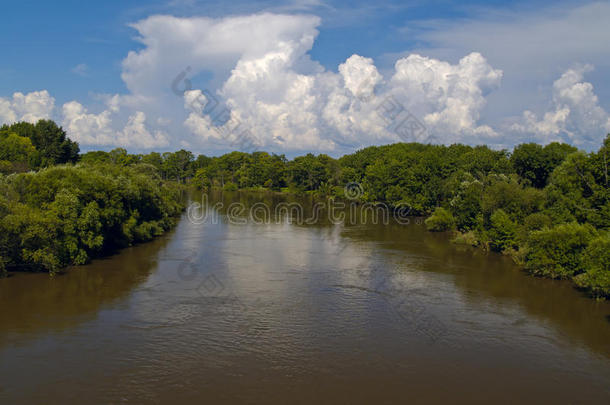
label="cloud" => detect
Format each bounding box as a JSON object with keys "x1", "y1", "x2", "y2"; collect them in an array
[
  {"x1": 510, "y1": 65, "x2": 610, "y2": 148},
  {"x1": 0, "y1": 90, "x2": 55, "y2": 125},
  {"x1": 4, "y1": 7, "x2": 608, "y2": 154},
  {"x1": 339, "y1": 54, "x2": 382, "y2": 99},
  {"x1": 184, "y1": 30, "x2": 501, "y2": 151},
  {"x1": 61, "y1": 98, "x2": 168, "y2": 149},
  {"x1": 408, "y1": 1, "x2": 610, "y2": 122},
  {"x1": 62, "y1": 101, "x2": 115, "y2": 145},
  {"x1": 137, "y1": 12, "x2": 500, "y2": 152},
  {"x1": 389, "y1": 52, "x2": 502, "y2": 141},
  {"x1": 122, "y1": 13, "x2": 322, "y2": 98},
  {"x1": 71, "y1": 63, "x2": 89, "y2": 77},
  {"x1": 116, "y1": 111, "x2": 169, "y2": 148}
]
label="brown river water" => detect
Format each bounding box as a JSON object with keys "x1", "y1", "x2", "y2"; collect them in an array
[{"x1": 1, "y1": 191, "x2": 609, "y2": 404}]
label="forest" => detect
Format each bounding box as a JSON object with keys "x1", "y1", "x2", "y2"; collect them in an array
[{"x1": 1, "y1": 120, "x2": 608, "y2": 298}]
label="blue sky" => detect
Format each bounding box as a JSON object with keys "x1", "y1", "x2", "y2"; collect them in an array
[{"x1": 1, "y1": 0, "x2": 609, "y2": 155}]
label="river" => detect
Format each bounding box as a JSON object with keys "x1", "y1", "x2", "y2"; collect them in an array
[{"x1": 1, "y1": 191, "x2": 609, "y2": 404}]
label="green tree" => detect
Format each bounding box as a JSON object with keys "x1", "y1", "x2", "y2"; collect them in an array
[
  {"x1": 525, "y1": 223, "x2": 597, "y2": 279},
  {"x1": 162, "y1": 150, "x2": 195, "y2": 182},
  {"x1": 574, "y1": 234, "x2": 610, "y2": 298},
  {"x1": 0, "y1": 132, "x2": 36, "y2": 172},
  {"x1": 487, "y1": 209, "x2": 517, "y2": 252},
  {"x1": 80, "y1": 151, "x2": 111, "y2": 165},
  {"x1": 2, "y1": 120, "x2": 79, "y2": 167},
  {"x1": 510, "y1": 142, "x2": 576, "y2": 188}
]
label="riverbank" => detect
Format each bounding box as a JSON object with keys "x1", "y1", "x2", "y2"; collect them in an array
[{"x1": 0, "y1": 163, "x2": 185, "y2": 275}]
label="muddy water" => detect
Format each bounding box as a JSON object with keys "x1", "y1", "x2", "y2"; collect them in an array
[{"x1": 0, "y1": 191, "x2": 609, "y2": 404}]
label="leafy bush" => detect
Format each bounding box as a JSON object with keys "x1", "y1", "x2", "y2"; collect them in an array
[
  {"x1": 574, "y1": 235, "x2": 610, "y2": 298},
  {"x1": 522, "y1": 212, "x2": 552, "y2": 233},
  {"x1": 525, "y1": 223, "x2": 597, "y2": 279},
  {"x1": 425, "y1": 207, "x2": 455, "y2": 231},
  {"x1": 451, "y1": 231, "x2": 480, "y2": 247},
  {"x1": 487, "y1": 209, "x2": 518, "y2": 252},
  {"x1": 223, "y1": 182, "x2": 238, "y2": 191}
]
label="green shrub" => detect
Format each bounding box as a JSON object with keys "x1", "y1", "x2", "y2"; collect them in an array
[
  {"x1": 522, "y1": 212, "x2": 552, "y2": 233},
  {"x1": 487, "y1": 209, "x2": 517, "y2": 252},
  {"x1": 223, "y1": 182, "x2": 238, "y2": 191},
  {"x1": 451, "y1": 231, "x2": 480, "y2": 246},
  {"x1": 425, "y1": 207, "x2": 456, "y2": 231},
  {"x1": 525, "y1": 222, "x2": 597, "y2": 279},
  {"x1": 574, "y1": 235, "x2": 610, "y2": 298}
]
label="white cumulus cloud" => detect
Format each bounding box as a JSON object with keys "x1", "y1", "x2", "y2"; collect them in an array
[
  {"x1": 4, "y1": 9, "x2": 607, "y2": 153},
  {"x1": 0, "y1": 90, "x2": 55, "y2": 125},
  {"x1": 116, "y1": 111, "x2": 169, "y2": 149},
  {"x1": 171, "y1": 12, "x2": 503, "y2": 151},
  {"x1": 61, "y1": 99, "x2": 168, "y2": 149},
  {"x1": 62, "y1": 101, "x2": 116, "y2": 146},
  {"x1": 389, "y1": 52, "x2": 502, "y2": 141},
  {"x1": 510, "y1": 66, "x2": 610, "y2": 148}
]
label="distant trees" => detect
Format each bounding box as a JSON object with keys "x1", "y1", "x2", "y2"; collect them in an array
[
  {"x1": 287, "y1": 153, "x2": 339, "y2": 191},
  {"x1": 81, "y1": 149, "x2": 195, "y2": 182},
  {"x1": 510, "y1": 142, "x2": 577, "y2": 188},
  {"x1": 161, "y1": 149, "x2": 194, "y2": 182},
  {"x1": 193, "y1": 151, "x2": 291, "y2": 191},
  {"x1": 1, "y1": 120, "x2": 79, "y2": 169}
]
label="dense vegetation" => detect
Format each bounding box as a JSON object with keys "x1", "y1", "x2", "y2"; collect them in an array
[
  {"x1": 1, "y1": 120, "x2": 79, "y2": 173},
  {"x1": 0, "y1": 122, "x2": 184, "y2": 275},
  {"x1": 1, "y1": 119, "x2": 608, "y2": 298}
]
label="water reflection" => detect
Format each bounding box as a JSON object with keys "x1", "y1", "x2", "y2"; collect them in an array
[{"x1": 0, "y1": 233, "x2": 172, "y2": 347}]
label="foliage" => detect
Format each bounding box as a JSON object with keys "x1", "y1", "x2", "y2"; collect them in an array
[
  {"x1": 525, "y1": 223, "x2": 598, "y2": 279},
  {"x1": 0, "y1": 132, "x2": 36, "y2": 173},
  {"x1": 425, "y1": 207, "x2": 455, "y2": 232},
  {"x1": 487, "y1": 209, "x2": 518, "y2": 252},
  {"x1": 1, "y1": 120, "x2": 79, "y2": 168},
  {"x1": 510, "y1": 142, "x2": 577, "y2": 188},
  {"x1": 574, "y1": 234, "x2": 610, "y2": 298},
  {"x1": 0, "y1": 163, "x2": 183, "y2": 274}
]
